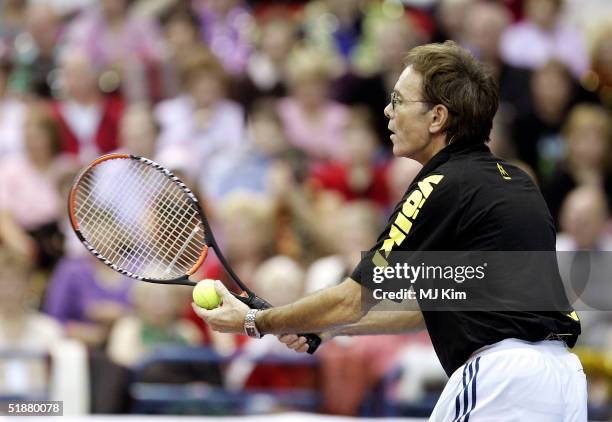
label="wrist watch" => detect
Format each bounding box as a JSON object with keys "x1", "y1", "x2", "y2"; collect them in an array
[{"x1": 244, "y1": 309, "x2": 262, "y2": 338}]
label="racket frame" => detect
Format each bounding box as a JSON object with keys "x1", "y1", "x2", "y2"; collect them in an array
[
  {"x1": 69, "y1": 154, "x2": 248, "y2": 293},
  {"x1": 69, "y1": 153, "x2": 321, "y2": 352}
]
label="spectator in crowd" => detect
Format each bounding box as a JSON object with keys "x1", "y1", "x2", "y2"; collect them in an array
[
  {"x1": 44, "y1": 256, "x2": 133, "y2": 348},
  {"x1": 55, "y1": 165, "x2": 86, "y2": 259},
  {"x1": 202, "y1": 98, "x2": 291, "y2": 200},
  {"x1": 333, "y1": 16, "x2": 420, "y2": 142},
  {"x1": 544, "y1": 103, "x2": 612, "y2": 226},
  {"x1": 513, "y1": 60, "x2": 577, "y2": 178},
  {"x1": 0, "y1": 105, "x2": 65, "y2": 269},
  {"x1": 0, "y1": 56, "x2": 26, "y2": 156},
  {"x1": 225, "y1": 255, "x2": 316, "y2": 395},
  {"x1": 557, "y1": 186, "x2": 612, "y2": 251},
  {"x1": 102, "y1": 279, "x2": 201, "y2": 413},
  {"x1": 309, "y1": 107, "x2": 391, "y2": 208},
  {"x1": 251, "y1": 255, "x2": 306, "y2": 307},
  {"x1": 304, "y1": 201, "x2": 382, "y2": 294},
  {"x1": 278, "y1": 46, "x2": 349, "y2": 161},
  {"x1": 299, "y1": 200, "x2": 413, "y2": 416},
  {"x1": 116, "y1": 103, "x2": 159, "y2": 159},
  {"x1": 267, "y1": 148, "x2": 338, "y2": 263},
  {"x1": 63, "y1": 0, "x2": 166, "y2": 102},
  {"x1": 194, "y1": 0, "x2": 254, "y2": 75},
  {"x1": 301, "y1": 0, "x2": 367, "y2": 65},
  {"x1": 500, "y1": 0, "x2": 589, "y2": 78},
  {"x1": 462, "y1": 1, "x2": 532, "y2": 124},
  {"x1": 431, "y1": 0, "x2": 474, "y2": 43},
  {"x1": 237, "y1": 16, "x2": 298, "y2": 108},
  {"x1": 155, "y1": 49, "x2": 246, "y2": 194},
  {"x1": 50, "y1": 51, "x2": 124, "y2": 162},
  {"x1": 556, "y1": 186, "x2": 612, "y2": 420},
  {"x1": 107, "y1": 283, "x2": 201, "y2": 368},
  {"x1": 0, "y1": 0, "x2": 28, "y2": 48},
  {"x1": 159, "y1": 5, "x2": 209, "y2": 98},
  {"x1": 0, "y1": 247, "x2": 63, "y2": 396},
  {"x1": 184, "y1": 191, "x2": 276, "y2": 349},
  {"x1": 585, "y1": 26, "x2": 612, "y2": 108},
  {"x1": 212, "y1": 191, "x2": 276, "y2": 282},
  {"x1": 10, "y1": 3, "x2": 62, "y2": 98}
]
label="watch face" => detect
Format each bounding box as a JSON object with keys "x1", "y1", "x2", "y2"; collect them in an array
[{"x1": 245, "y1": 310, "x2": 261, "y2": 338}]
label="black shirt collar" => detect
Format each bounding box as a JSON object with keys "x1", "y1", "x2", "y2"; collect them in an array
[{"x1": 412, "y1": 139, "x2": 490, "y2": 182}]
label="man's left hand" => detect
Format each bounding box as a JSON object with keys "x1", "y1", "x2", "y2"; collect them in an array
[{"x1": 192, "y1": 280, "x2": 249, "y2": 334}]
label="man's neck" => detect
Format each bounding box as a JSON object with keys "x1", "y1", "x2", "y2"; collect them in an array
[{"x1": 412, "y1": 135, "x2": 449, "y2": 165}]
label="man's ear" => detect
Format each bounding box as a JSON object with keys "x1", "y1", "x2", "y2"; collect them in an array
[{"x1": 428, "y1": 104, "x2": 450, "y2": 135}]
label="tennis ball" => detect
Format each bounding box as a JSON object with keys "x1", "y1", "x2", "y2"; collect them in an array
[{"x1": 193, "y1": 279, "x2": 221, "y2": 310}]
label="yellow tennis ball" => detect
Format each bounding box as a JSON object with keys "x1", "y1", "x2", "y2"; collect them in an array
[{"x1": 193, "y1": 279, "x2": 221, "y2": 310}]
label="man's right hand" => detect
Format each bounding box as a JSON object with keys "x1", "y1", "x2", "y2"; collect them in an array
[{"x1": 277, "y1": 333, "x2": 332, "y2": 353}]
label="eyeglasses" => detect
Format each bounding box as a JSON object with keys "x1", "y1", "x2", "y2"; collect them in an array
[{"x1": 390, "y1": 92, "x2": 429, "y2": 111}]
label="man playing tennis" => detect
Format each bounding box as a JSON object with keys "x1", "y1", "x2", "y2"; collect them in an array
[{"x1": 194, "y1": 41, "x2": 587, "y2": 421}]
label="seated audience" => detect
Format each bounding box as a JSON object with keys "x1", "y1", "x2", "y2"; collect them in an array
[
  {"x1": 500, "y1": 0, "x2": 589, "y2": 78},
  {"x1": 544, "y1": 103, "x2": 612, "y2": 226},
  {"x1": 556, "y1": 186, "x2": 612, "y2": 251},
  {"x1": 513, "y1": 60, "x2": 578, "y2": 177},
  {"x1": 0, "y1": 105, "x2": 65, "y2": 269},
  {"x1": 107, "y1": 283, "x2": 200, "y2": 368},
  {"x1": 159, "y1": 5, "x2": 209, "y2": 98},
  {"x1": 44, "y1": 256, "x2": 134, "y2": 348},
  {"x1": 309, "y1": 108, "x2": 391, "y2": 209},
  {"x1": 225, "y1": 256, "x2": 314, "y2": 394},
  {"x1": 0, "y1": 248, "x2": 63, "y2": 396},
  {"x1": 155, "y1": 49, "x2": 246, "y2": 193},
  {"x1": 63, "y1": 0, "x2": 166, "y2": 102},
  {"x1": 202, "y1": 98, "x2": 291, "y2": 200},
  {"x1": 305, "y1": 201, "x2": 383, "y2": 293},
  {"x1": 116, "y1": 103, "x2": 159, "y2": 159},
  {"x1": 277, "y1": 47, "x2": 349, "y2": 162},
  {"x1": 50, "y1": 51, "x2": 124, "y2": 162},
  {"x1": 462, "y1": 1, "x2": 532, "y2": 124},
  {"x1": 0, "y1": 55, "x2": 25, "y2": 157},
  {"x1": 10, "y1": 3, "x2": 62, "y2": 98},
  {"x1": 238, "y1": 16, "x2": 297, "y2": 107},
  {"x1": 585, "y1": 25, "x2": 612, "y2": 108},
  {"x1": 194, "y1": 0, "x2": 253, "y2": 76}
]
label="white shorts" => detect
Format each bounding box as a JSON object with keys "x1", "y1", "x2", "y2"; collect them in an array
[{"x1": 429, "y1": 338, "x2": 587, "y2": 422}]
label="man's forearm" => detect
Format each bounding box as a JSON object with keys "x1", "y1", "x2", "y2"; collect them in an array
[
  {"x1": 332, "y1": 309, "x2": 425, "y2": 336},
  {"x1": 256, "y1": 278, "x2": 366, "y2": 334}
]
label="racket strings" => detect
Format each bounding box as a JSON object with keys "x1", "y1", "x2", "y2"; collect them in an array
[
  {"x1": 76, "y1": 162, "x2": 164, "y2": 270},
  {"x1": 77, "y1": 163, "x2": 204, "y2": 277},
  {"x1": 138, "y1": 185, "x2": 202, "y2": 274},
  {"x1": 77, "y1": 164, "x2": 160, "y2": 262},
  {"x1": 73, "y1": 158, "x2": 206, "y2": 279},
  {"x1": 77, "y1": 163, "x2": 170, "y2": 267}
]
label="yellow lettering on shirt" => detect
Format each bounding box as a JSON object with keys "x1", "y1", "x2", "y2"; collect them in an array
[{"x1": 374, "y1": 175, "x2": 444, "y2": 266}]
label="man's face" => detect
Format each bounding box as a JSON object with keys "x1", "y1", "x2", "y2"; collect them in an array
[{"x1": 384, "y1": 66, "x2": 432, "y2": 160}]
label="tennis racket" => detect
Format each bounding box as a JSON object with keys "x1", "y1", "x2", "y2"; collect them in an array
[{"x1": 68, "y1": 153, "x2": 321, "y2": 354}]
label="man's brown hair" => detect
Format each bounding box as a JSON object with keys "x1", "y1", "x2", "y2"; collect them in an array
[{"x1": 405, "y1": 41, "x2": 499, "y2": 144}]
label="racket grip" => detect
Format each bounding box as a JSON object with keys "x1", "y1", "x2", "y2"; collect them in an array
[
  {"x1": 233, "y1": 293, "x2": 323, "y2": 354},
  {"x1": 301, "y1": 333, "x2": 322, "y2": 354}
]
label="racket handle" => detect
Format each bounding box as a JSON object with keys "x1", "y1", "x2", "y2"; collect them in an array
[
  {"x1": 300, "y1": 333, "x2": 322, "y2": 354},
  {"x1": 233, "y1": 293, "x2": 323, "y2": 354}
]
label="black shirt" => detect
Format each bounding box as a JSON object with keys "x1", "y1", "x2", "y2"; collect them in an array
[{"x1": 351, "y1": 139, "x2": 581, "y2": 376}]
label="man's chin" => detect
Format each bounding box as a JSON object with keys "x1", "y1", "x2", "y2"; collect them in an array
[{"x1": 392, "y1": 143, "x2": 411, "y2": 158}]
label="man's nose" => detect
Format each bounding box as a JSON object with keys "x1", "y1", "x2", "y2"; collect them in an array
[{"x1": 384, "y1": 103, "x2": 393, "y2": 119}]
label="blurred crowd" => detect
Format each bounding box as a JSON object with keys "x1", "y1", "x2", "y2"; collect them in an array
[{"x1": 0, "y1": 0, "x2": 611, "y2": 418}]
